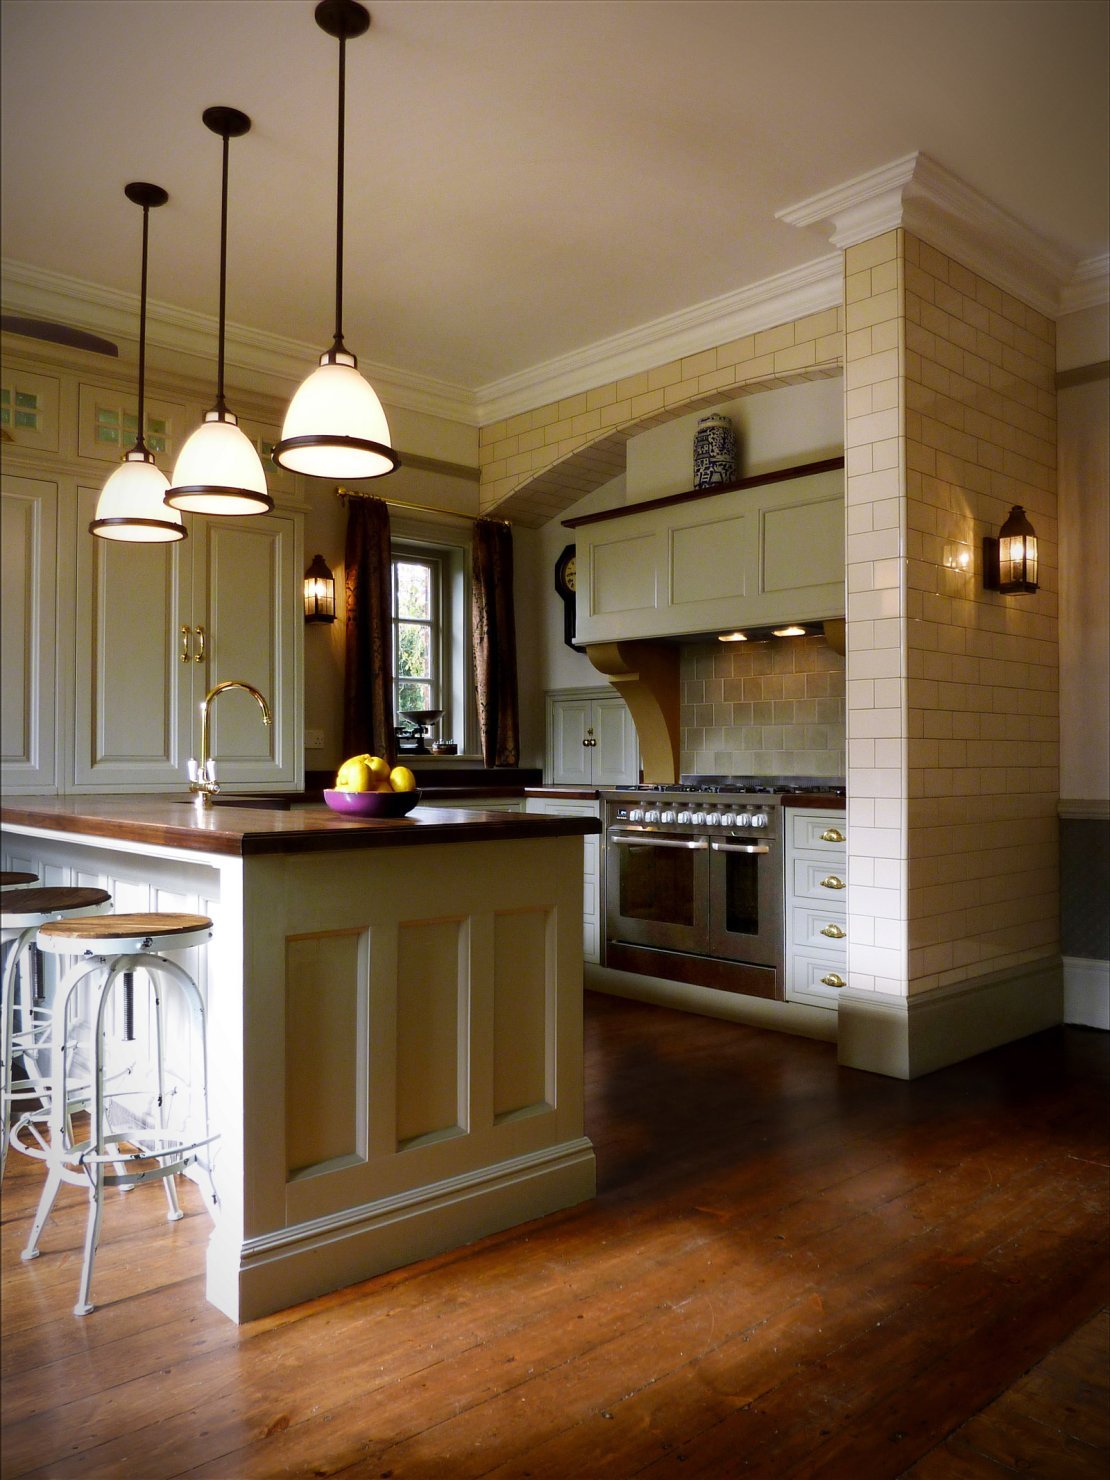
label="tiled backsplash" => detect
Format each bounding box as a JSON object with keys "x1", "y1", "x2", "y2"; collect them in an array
[{"x1": 680, "y1": 633, "x2": 845, "y2": 777}]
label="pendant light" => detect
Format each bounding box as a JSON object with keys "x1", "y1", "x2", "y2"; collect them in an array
[
  {"x1": 273, "y1": 0, "x2": 400, "y2": 482},
  {"x1": 166, "y1": 107, "x2": 272, "y2": 516},
  {"x1": 89, "y1": 184, "x2": 186, "y2": 543}
]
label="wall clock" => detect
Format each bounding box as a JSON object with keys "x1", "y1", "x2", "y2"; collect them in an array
[{"x1": 554, "y1": 543, "x2": 578, "y2": 649}]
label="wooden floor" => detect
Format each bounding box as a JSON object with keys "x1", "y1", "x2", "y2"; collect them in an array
[{"x1": 2, "y1": 993, "x2": 1107, "y2": 1479}]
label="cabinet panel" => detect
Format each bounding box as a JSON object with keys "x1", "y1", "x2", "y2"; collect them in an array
[
  {"x1": 671, "y1": 512, "x2": 753, "y2": 605},
  {"x1": 77, "y1": 382, "x2": 187, "y2": 465},
  {"x1": 0, "y1": 367, "x2": 60, "y2": 454},
  {"x1": 592, "y1": 697, "x2": 639, "y2": 787},
  {"x1": 548, "y1": 691, "x2": 639, "y2": 788},
  {"x1": 790, "y1": 812, "x2": 848, "y2": 851},
  {"x1": 550, "y1": 699, "x2": 592, "y2": 786},
  {"x1": 591, "y1": 532, "x2": 658, "y2": 616},
  {"x1": 784, "y1": 807, "x2": 846, "y2": 1009},
  {"x1": 1, "y1": 475, "x2": 57, "y2": 790},
  {"x1": 763, "y1": 496, "x2": 843, "y2": 593}
]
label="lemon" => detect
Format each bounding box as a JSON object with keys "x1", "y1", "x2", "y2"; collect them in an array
[
  {"x1": 338, "y1": 759, "x2": 372, "y2": 793},
  {"x1": 389, "y1": 765, "x2": 416, "y2": 793},
  {"x1": 366, "y1": 755, "x2": 392, "y2": 784}
]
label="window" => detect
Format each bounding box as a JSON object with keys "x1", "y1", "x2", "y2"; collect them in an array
[{"x1": 390, "y1": 534, "x2": 473, "y2": 750}]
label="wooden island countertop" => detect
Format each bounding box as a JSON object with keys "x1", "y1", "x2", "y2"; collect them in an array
[{"x1": 0, "y1": 793, "x2": 600, "y2": 858}]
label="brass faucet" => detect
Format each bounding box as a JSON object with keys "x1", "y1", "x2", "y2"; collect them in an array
[{"x1": 189, "y1": 680, "x2": 272, "y2": 807}]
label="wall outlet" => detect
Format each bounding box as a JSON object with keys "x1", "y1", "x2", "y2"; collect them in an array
[{"x1": 304, "y1": 728, "x2": 325, "y2": 750}]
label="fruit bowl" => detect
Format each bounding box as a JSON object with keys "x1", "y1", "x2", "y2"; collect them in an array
[{"x1": 323, "y1": 788, "x2": 421, "y2": 818}]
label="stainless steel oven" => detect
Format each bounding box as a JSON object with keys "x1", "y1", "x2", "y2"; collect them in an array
[{"x1": 603, "y1": 784, "x2": 788, "y2": 999}]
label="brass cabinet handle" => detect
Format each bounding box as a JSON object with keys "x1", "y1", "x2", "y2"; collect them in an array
[
  {"x1": 820, "y1": 923, "x2": 846, "y2": 939},
  {"x1": 820, "y1": 875, "x2": 845, "y2": 890},
  {"x1": 193, "y1": 625, "x2": 206, "y2": 663},
  {"x1": 821, "y1": 973, "x2": 846, "y2": 988},
  {"x1": 820, "y1": 827, "x2": 845, "y2": 843},
  {"x1": 180, "y1": 625, "x2": 191, "y2": 663}
]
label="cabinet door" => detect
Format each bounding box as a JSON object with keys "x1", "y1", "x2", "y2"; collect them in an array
[
  {"x1": 73, "y1": 483, "x2": 191, "y2": 788},
  {"x1": 1, "y1": 474, "x2": 58, "y2": 791},
  {"x1": 200, "y1": 511, "x2": 302, "y2": 789},
  {"x1": 549, "y1": 698, "x2": 593, "y2": 786},
  {"x1": 591, "y1": 696, "x2": 639, "y2": 786}
]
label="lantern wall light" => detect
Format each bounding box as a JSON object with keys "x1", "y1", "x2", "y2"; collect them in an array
[
  {"x1": 304, "y1": 554, "x2": 337, "y2": 623},
  {"x1": 983, "y1": 505, "x2": 1039, "y2": 594}
]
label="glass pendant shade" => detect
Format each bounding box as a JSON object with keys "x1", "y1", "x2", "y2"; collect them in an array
[
  {"x1": 167, "y1": 410, "x2": 271, "y2": 515},
  {"x1": 90, "y1": 450, "x2": 185, "y2": 543},
  {"x1": 276, "y1": 352, "x2": 396, "y2": 479}
]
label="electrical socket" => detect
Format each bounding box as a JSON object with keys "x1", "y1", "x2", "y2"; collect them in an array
[{"x1": 304, "y1": 728, "x2": 325, "y2": 750}]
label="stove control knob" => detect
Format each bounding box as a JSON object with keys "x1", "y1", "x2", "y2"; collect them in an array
[
  {"x1": 677, "y1": 810, "x2": 692, "y2": 824},
  {"x1": 736, "y1": 812, "x2": 752, "y2": 827},
  {"x1": 628, "y1": 807, "x2": 645, "y2": 822},
  {"x1": 690, "y1": 810, "x2": 707, "y2": 825},
  {"x1": 751, "y1": 812, "x2": 769, "y2": 828},
  {"x1": 660, "y1": 809, "x2": 676, "y2": 823},
  {"x1": 719, "y1": 811, "x2": 736, "y2": 827},
  {"x1": 644, "y1": 808, "x2": 661, "y2": 823},
  {"x1": 705, "y1": 811, "x2": 722, "y2": 826}
]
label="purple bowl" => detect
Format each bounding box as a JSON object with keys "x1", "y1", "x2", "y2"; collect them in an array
[{"x1": 323, "y1": 788, "x2": 421, "y2": 818}]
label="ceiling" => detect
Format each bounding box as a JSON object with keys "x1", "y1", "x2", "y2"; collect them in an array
[{"x1": 2, "y1": 0, "x2": 1107, "y2": 409}]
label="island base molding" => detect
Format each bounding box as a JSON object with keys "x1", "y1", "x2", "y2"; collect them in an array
[
  {"x1": 210, "y1": 1137, "x2": 596, "y2": 1322},
  {"x1": 837, "y1": 957, "x2": 1064, "y2": 1080}
]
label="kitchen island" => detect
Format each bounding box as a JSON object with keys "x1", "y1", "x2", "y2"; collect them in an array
[{"x1": 1, "y1": 795, "x2": 600, "y2": 1321}]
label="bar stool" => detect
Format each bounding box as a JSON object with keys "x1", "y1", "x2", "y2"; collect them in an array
[
  {"x1": 24, "y1": 911, "x2": 219, "y2": 1317},
  {"x1": 1, "y1": 884, "x2": 113, "y2": 1180},
  {"x1": 2, "y1": 871, "x2": 40, "y2": 891}
]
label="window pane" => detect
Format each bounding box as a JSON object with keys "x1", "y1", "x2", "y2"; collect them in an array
[
  {"x1": 398, "y1": 681, "x2": 431, "y2": 714},
  {"x1": 397, "y1": 622, "x2": 430, "y2": 678},
  {"x1": 396, "y1": 562, "x2": 431, "y2": 620}
]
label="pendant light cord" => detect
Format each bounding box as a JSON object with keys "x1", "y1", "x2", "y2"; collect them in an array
[
  {"x1": 333, "y1": 32, "x2": 347, "y2": 356},
  {"x1": 216, "y1": 128, "x2": 230, "y2": 416},
  {"x1": 135, "y1": 201, "x2": 150, "y2": 455}
]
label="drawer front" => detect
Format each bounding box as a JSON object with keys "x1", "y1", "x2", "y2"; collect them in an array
[
  {"x1": 789, "y1": 810, "x2": 847, "y2": 853},
  {"x1": 789, "y1": 904, "x2": 848, "y2": 957},
  {"x1": 792, "y1": 856, "x2": 848, "y2": 903},
  {"x1": 785, "y1": 951, "x2": 848, "y2": 1007}
]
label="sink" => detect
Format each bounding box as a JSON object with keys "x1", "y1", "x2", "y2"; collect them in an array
[{"x1": 171, "y1": 795, "x2": 293, "y2": 810}]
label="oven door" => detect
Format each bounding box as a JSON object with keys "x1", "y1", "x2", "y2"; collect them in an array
[
  {"x1": 707, "y1": 836, "x2": 782, "y2": 967},
  {"x1": 605, "y1": 829, "x2": 709, "y2": 955}
]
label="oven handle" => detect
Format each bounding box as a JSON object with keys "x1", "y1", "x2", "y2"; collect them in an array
[
  {"x1": 608, "y1": 833, "x2": 709, "y2": 851},
  {"x1": 710, "y1": 841, "x2": 770, "y2": 855}
]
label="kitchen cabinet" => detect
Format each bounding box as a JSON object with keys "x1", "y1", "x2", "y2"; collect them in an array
[
  {"x1": 547, "y1": 689, "x2": 639, "y2": 787},
  {"x1": 526, "y1": 794, "x2": 602, "y2": 962},
  {"x1": 784, "y1": 808, "x2": 847, "y2": 1008},
  {"x1": 1, "y1": 473, "x2": 59, "y2": 791},
  {"x1": 73, "y1": 495, "x2": 302, "y2": 791},
  {"x1": 569, "y1": 459, "x2": 844, "y2": 646}
]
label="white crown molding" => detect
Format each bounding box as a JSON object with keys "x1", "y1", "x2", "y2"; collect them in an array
[
  {"x1": 474, "y1": 253, "x2": 843, "y2": 425},
  {"x1": 1059, "y1": 255, "x2": 1110, "y2": 315},
  {"x1": 0, "y1": 259, "x2": 475, "y2": 424},
  {"x1": 777, "y1": 152, "x2": 1092, "y2": 319}
]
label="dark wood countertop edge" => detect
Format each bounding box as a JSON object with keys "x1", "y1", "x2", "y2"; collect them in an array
[{"x1": 780, "y1": 794, "x2": 847, "y2": 809}]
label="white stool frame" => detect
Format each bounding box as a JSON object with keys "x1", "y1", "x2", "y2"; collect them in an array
[{"x1": 25, "y1": 924, "x2": 219, "y2": 1317}]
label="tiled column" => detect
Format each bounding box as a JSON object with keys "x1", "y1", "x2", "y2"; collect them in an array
[{"x1": 841, "y1": 229, "x2": 1060, "y2": 1076}]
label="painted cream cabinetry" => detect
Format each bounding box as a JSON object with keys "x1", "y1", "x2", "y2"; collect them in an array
[
  {"x1": 526, "y1": 795, "x2": 602, "y2": 963},
  {"x1": 73, "y1": 501, "x2": 301, "y2": 791},
  {"x1": 572, "y1": 462, "x2": 844, "y2": 645},
  {"x1": 784, "y1": 809, "x2": 847, "y2": 1008},
  {"x1": 546, "y1": 689, "x2": 639, "y2": 787},
  {"x1": 0, "y1": 342, "x2": 304, "y2": 795}
]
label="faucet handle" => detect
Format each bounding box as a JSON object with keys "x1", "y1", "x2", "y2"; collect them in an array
[
  {"x1": 187, "y1": 758, "x2": 199, "y2": 783},
  {"x1": 205, "y1": 757, "x2": 217, "y2": 782}
]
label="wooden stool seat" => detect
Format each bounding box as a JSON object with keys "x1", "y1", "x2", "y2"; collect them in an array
[
  {"x1": 38, "y1": 911, "x2": 212, "y2": 943},
  {"x1": 1, "y1": 871, "x2": 39, "y2": 890},
  {"x1": 2, "y1": 886, "x2": 113, "y2": 927}
]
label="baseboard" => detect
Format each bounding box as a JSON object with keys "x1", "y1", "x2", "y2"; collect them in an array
[
  {"x1": 585, "y1": 963, "x2": 838, "y2": 1042},
  {"x1": 838, "y1": 957, "x2": 1064, "y2": 1079},
  {"x1": 206, "y1": 1138, "x2": 597, "y2": 1323},
  {"x1": 1063, "y1": 956, "x2": 1110, "y2": 1030}
]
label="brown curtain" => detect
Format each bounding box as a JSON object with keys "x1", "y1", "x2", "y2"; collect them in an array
[
  {"x1": 472, "y1": 517, "x2": 520, "y2": 767},
  {"x1": 343, "y1": 494, "x2": 395, "y2": 764}
]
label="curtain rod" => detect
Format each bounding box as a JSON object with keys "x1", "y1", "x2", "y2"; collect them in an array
[{"x1": 336, "y1": 487, "x2": 509, "y2": 525}]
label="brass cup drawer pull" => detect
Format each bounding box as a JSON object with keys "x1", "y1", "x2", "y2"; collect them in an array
[
  {"x1": 820, "y1": 827, "x2": 845, "y2": 843},
  {"x1": 821, "y1": 973, "x2": 846, "y2": 989},
  {"x1": 819, "y1": 875, "x2": 845, "y2": 890},
  {"x1": 820, "y1": 923, "x2": 846, "y2": 939}
]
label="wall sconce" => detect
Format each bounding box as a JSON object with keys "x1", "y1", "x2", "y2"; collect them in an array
[
  {"x1": 304, "y1": 554, "x2": 337, "y2": 622},
  {"x1": 983, "y1": 505, "x2": 1038, "y2": 593}
]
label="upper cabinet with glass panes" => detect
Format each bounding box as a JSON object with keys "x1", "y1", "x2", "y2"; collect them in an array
[
  {"x1": 77, "y1": 382, "x2": 187, "y2": 464},
  {"x1": 0, "y1": 368, "x2": 60, "y2": 452}
]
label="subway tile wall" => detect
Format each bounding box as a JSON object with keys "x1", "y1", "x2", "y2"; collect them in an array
[
  {"x1": 681, "y1": 634, "x2": 845, "y2": 778},
  {"x1": 844, "y1": 229, "x2": 1059, "y2": 999}
]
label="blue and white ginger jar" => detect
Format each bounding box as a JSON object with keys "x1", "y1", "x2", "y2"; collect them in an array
[{"x1": 693, "y1": 413, "x2": 737, "y2": 489}]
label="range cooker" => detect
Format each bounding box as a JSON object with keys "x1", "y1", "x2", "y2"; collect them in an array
[{"x1": 601, "y1": 776, "x2": 845, "y2": 1000}]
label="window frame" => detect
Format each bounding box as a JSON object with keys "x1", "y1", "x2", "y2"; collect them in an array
[{"x1": 389, "y1": 531, "x2": 477, "y2": 756}]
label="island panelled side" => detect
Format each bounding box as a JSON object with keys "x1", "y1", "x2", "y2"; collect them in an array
[{"x1": 1, "y1": 799, "x2": 599, "y2": 1321}]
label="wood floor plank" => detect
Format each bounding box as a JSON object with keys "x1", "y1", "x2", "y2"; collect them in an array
[{"x1": 2, "y1": 998, "x2": 1106, "y2": 1480}]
